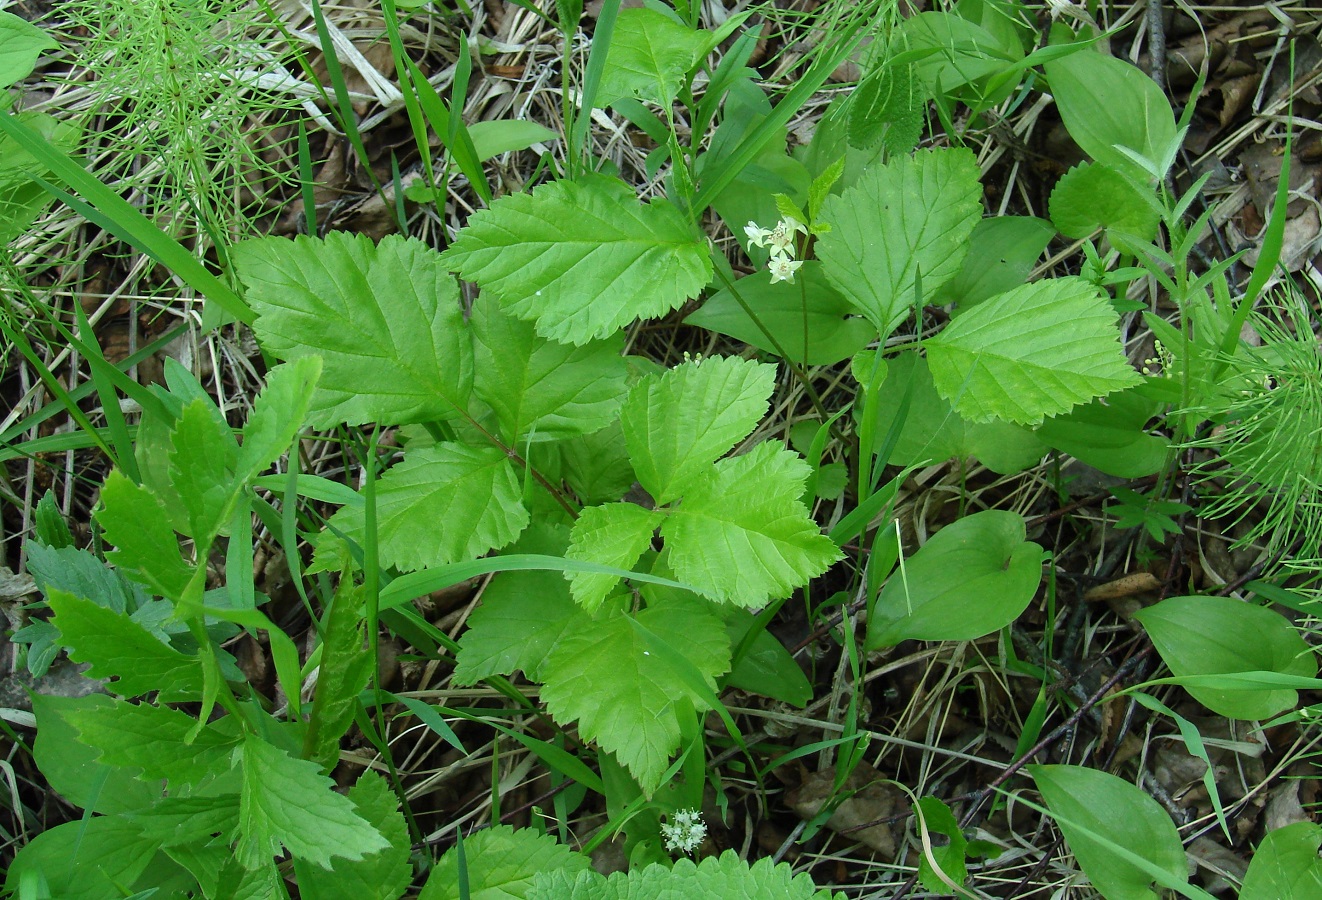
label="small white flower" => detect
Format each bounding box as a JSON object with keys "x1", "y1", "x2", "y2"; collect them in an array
[
  {"x1": 767, "y1": 217, "x2": 806, "y2": 254},
  {"x1": 744, "y1": 221, "x2": 772, "y2": 248},
  {"x1": 661, "y1": 808, "x2": 706, "y2": 854},
  {"x1": 767, "y1": 252, "x2": 803, "y2": 285}
]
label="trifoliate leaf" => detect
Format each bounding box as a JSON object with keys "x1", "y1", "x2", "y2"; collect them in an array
[
  {"x1": 237, "y1": 357, "x2": 322, "y2": 482},
  {"x1": 663, "y1": 443, "x2": 842, "y2": 606},
  {"x1": 471, "y1": 292, "x2": 628, "y2": 443},
  {"x1": 440, "y1": 173, "x2": 711, "y2": 345},
  {"x1": 237, "y1": 734, "x2": 389, "y2": 871},
  {"x1": 96, "y1": 470, "x2": 193, "y2": 601},
  {"x1": 169, "y1": 397, "x2": 239, "y2": 544},
  {"x1": 925, "y1": 278, "x2": 1142, "y2": 426},
  {"x1": 529, "y1": 850, "x2": 846, "y2": 899},
  {"x1": 816, "y1": 148, "x2": 982, "y2": 335},
  {"x1": 48, "y1": 589, "x2": 203, "y2": 698},
  {"x1": 329, "y1": 443, "x2": 528, "y2": 572},
  {"x1": 540, "y1": 598, "x2": 729, "y2": 793},
  {"x1": 598, "y1": 7, "x2": 712, "y2": 108},
  {"x1": 621, "y1": 355, "x2": 775, "y2": 505},
  {"x1": 67, "y1": 698, "x2": 239, "y2": 789},
  {"x1": 421, "y1": 825, "x2": 590, "y2": 900},
  {"x1": 566, "y1": 502, "x2": 666, "y2": 611},
  {"x1": 1049, "y1": 162, "x2": 1160, "y2": 241},
  {"x1": 294, "y1": 771, "x2": 412, "y2": 900},
  {"x1": 453, "y1": 524, "x2": 583, "y2": 685},
  {"x1": 233, "y1": 232, "x2": 473, "y2": 428}
]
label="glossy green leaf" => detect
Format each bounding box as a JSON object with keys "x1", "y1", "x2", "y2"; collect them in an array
[
  {"x1": 1240, "y1": 822, "x2": 1322, "y2": 900},
  {"x1": 96, "y1": 470, "x2": 193, "y2": 601},
  {"x1": 329, "y1": 443, "x2": 528, "y2": 572},
  {"x1": 440, "y1": 173, "x2": 711, "y2": 345},
  {"x1": 1029, "y1": 764, "x2": 1188, "y2": 900},
  {"x1": 933, "y1": 216, "x2": 1055, "y2": 309},
  {"x1": 540, "y1": 598, "x2": 729, "y2": 793},
  {"x1": 471, "y1": 292, "x2": 628, "y2": 442},
  {"x1": 1050, "y1": 162, "x2": 1160, "y2": 240},
  {"x1": 621, "y1": 355, "x2": 774, "y2": 505},
  {"x1": 422, "y1": 825, "x2": 589, "y2": 900},
  {"x1": 867, "y1": 510, "x2": 1043, "y2": 649},
  {"x1": 925, "y1": 277, "x2": 1142, "y2": 425},
  {"x1": 566, "y1": 501, "x2": 666, "y2": 611},
  {"x1": 684, "y1": 263, "x2": 876, "y2": 365},
  {"x1": 293, "y1": 771, "x2": 412, "y2": 900},
  {"x1": 598, "y1": 7, "x2": 711, "y2": 107},
  {"x1": 236, "y1": 734, "x2": 389, "y2": 870},
  {"x1": 816, "y1": 148, "x2": 982, "y2": 334},
  {"x1": 233, "y1": 232, "x2": 473, "y2": 428},
  {"x1": 663, "y1": 443, "x2": 842, "y2": 606},
  {"x1": 0, "y1": 9, "x2": 58, "y2": 88},
  {"x1": 237, "y1": 357, "x2": 322, "y2": 482},
  {"x1": 1133, "y1": 595, "x2": 1316, "y2": 719}
]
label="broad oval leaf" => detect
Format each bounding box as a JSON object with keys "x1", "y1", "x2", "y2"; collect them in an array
[
  {"x1": 1029, "y1": 764, "x2": 1188, "y2": 900},
  {"x1": 440, "y1": 173, "x2": 711, "y2": 345},
  {"x1": 866, "y1": 510, "x2": 1043, "y2": 649},
  {"x1": 925, "y1": 277, "x2": 1142, "y2": 426},
  {"x1": 233, "y1": 232, "x2": 473, "y2": 428},
  {"x1": 0, "y1": 9, "x2": 59, "y2": 89},
  {"x1": 1049, "y1": 162, "x2": 1160, "y2": 241},
  {"x1": 816, "y1": 147, "x2": 982, "y2": 335},
  {"x1": 932, "y1": 216, "x2": 1054, "y2": 310},
  {"x1": 1133, "y1": 595, "x2": 1316, "y2": 719},
  {"x1": 723, "y1": 609, "x2": 812, "y2": 707},
  {"x1": 1240, "y1": 822, "x2": 1322, "y2": 900}
]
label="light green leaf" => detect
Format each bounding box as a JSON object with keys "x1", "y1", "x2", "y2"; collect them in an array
[
  {"x1": 453, "y1": 525, "x2": 582, "y2": 685},
  {"x1": 867, "y1": 510, "x2": 1043, "y2": 649},
  {"x1": 0, "y1": 111, "x2": 79, "y2": 245},
  {"x1": 238, "y1": 357, "x2": 322, "y2": 482},
  {"x1": 598, "y1": 7, "x2": 711, "y2": 108},
  {"x1": 170, "y1": 397, "x2": 239, "y2": 544},
  {"x1": 440, "y1": 173, "x2": 711, "y2": 345},
  {"x1": 237, "y1": 734, "x2": 389, "y2": 870},
  {"x1": 233, "y1": 232, "x2": 473, "y2": 428},
  {"x1": 1133, "y1": 595, "x2": 1316, "y2": 719},
  {"x1": 471, "y1": 292, "x2": 628, "y2": 442},
  {"x1": 468, "y1": 119, "x2": 559, "y2": 160},
  {"x1": 816, "y1": 148, "x2": 982, "y2": 334},
  {"x1": 621, "y1": 355, "x2": 774, "y2": 505},
  {"x1": 421, "y1": 824, "x2": 590, "y2": 900},
  {"x1": 67, "y1": 698, "x2": 239, "y2": 789},
  {"x1": 902, "y1": 11, "x2": 1022, "y2": 101},
  {"x1": 529, "y1": 850, "x2": 843, "y2": 899},
  {"x1": 540, "y1": 599, "x2": 729, "y2": 793},
  {"x1": 566, "y1": 502, "x2": 666, "y2": 611},
  {"x1": 96, "y1": 470, "x2": 193, "y2": 601},
  {"x1": 1241, "y1": 822, "x2": 1322, "y2": 900},
  {"x1": 330, "y1": 443, "x2": 528, "y2": 572},
  {"x1": 663, "y1": 442, "x2": 842, "y2": 606},
  {"x1": 848, "y1": 60, "x2": 924, "y2": 155},
  {"x1": 925, "y1": 277, "x2": 1142, "y2": 426},
  {"x1": 293, "y1": 771, "x2": 412, "y2": 900},
  {"x1": 32, "y1": 693, "x2": 160, "y2": 814},
  {"x1": 4, "y1": 817, "x2": 162, "y2": 900},
  {"x1": 932, "y1": 216, "x2": 1055, "y2": 309},
  {"x1": 48, "y1": 589, "x2": 203, "y2": 698},
  {"x1": 1049, "y1": 162, "x2": 1160, "y2": 241},
  {"x1": 1045, "y1": 50, "x2": 1177, "y2": 181},
  {"x1": 559, "y1": 421, "x2": 637, "y2": 505},
  {"x1": 303, "y1": 580, "x2": 373, "y2": 771},
  {"x1": 916, "y1": 796, "x2": 969, "y2": 893},
  {"x1": 0, "y1": 10, "x2": 58, "y2": 89},
  {"x1": 1029, "y1": 764, "x2": 1187, "y2": 900},
  {"x1": 684, "y1": 263, "x2": 876, "y2": 366}
]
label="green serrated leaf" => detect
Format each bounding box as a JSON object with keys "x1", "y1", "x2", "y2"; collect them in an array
[
  {"x1": 566, "y1": 502, "x2": 666, "y2": 611},
  {"x1": 471, "y1": 292, "x2": 628, "y2": 442},
  {"x1": 541, "y1": 598, "x2": 729, "y2": 793},
  {"x1": 233, "y1": 232, "x2": 473, "y2": 428},
  {"x1": 293, "y1": 771, "x2": 412, "y2": 900},
  {"x1": 32, "y1": 693, "x2": 160, "y2": 814},
  {"x1": 621, "y1": 355, "x2": 774, "y2": 505},
  {"x1": 598, "y1": 7, "x2": 711, "y2": 108},
  {"x1": 848, "y1": 61, "x2": 923, "y2": 155},
  {"x1": 663, "y1": 442, "x2": 842, "y2": 606},
  {"x1": 867, "y1": 510, "x2": 1043, "y2": 649},
  {"x1": 559, "y1": 421, "x2": 637, "y2": 505},
  {"x1": 170, "y1": 397, "x2": 240, "y2": 544},
  {"x1": 304, "y1": 580, "x2": 373, "y2": 771},
  {"x1": 529, "y1": 849, "x2": 844, "y2": 899},
  {"x1": 48, "y1": 589, "x2": 203, "y2": 698},
  {"x1": 96, "y1": 470, "x2": 193, "y2": 601},
  {"x1": 128, "y1": 795, "x2": 242, "y2": 849},
  {"x1": 440, "y1": 173, "x2": 711, "y2": 345},
  {"x1": 330, "y1": 443, "x2": 529, "y2": 572},
  {"x1": 67, "y1": 698, "x2": 239, "y2": 789},
  {"x1": 816, "y1": 148, "x2": 983, "y2": 335},
  {"x1": 1049, "y1": 162, "x2": 1160, "y2": 241},
  {"x1": 237, "y1": 734, "x2": 389, "y2": 871},
  {"x1": 238, "y1": 357, "x2": 321, "y2": 482},
  {"x1": 32, "y1": 490, "x2": 73, "y2": 548},
  {"x1": 422, "y1": 824, "x2": 590, "y2": 900},
  {"x1": 25, "y1": 541, "x2": 148, "y2": 615},
  {"x1": 925, "y1": 277, "x2": 1143, "y2": 425}
]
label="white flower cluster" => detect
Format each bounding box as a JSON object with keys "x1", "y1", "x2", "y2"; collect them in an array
[
  {"x1": 745, "y1": 217, "x2": 806, "y2": 285},
  {"x1": 660, "y1": 808, "x2": 706, "y2": 854}
]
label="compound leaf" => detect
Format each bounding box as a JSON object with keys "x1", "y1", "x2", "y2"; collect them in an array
[
  {"x1": 67, "y1": 698, "x2": 239, "y2": 790},
  {"x1": 621, "y1": 355, "x2": 774, "y2": 505},
  {"x1": 440, "y1": 173, "x2": 711, "y2": 345},
  {"x1": 233, "y1": 232, "x2": 473, "y2": 428},
  {"x1": 816, "y1": 148, "x2": 982, "y2": 335},
  {"x1": 925, "y1": 277, "x2": 1142, "y2": 426},
  {"x1": 663, "y1": 443, "x2": 842, "y2": 606},
  {"x1": 566, "y1": 502, "x2": 666, "y2": 611},
  {"x1": 329, "y1": 443, "x2": 528, "y2": 572}
]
